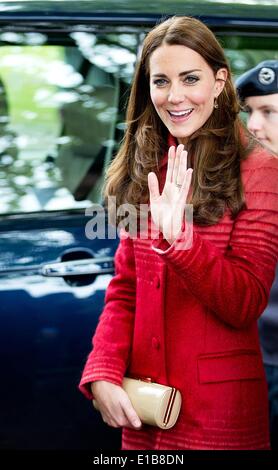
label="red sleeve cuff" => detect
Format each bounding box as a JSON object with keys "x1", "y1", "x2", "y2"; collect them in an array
[{"x1": 79, "y1": 356, "x2": 126, "y2": 399}]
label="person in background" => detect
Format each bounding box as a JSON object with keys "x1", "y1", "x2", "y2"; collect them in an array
[
  {"x1": 236, "y1": 60, "x2": 278, "y2": 450},
  {"x1": 236, "y1": 60, "x2": 278, "y2": 155},
  {"x1": 79, "y1": 17, "x2": 278, "y2": 450}
]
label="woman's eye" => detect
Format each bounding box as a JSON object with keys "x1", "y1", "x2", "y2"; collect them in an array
[
  {"x1": 184, "y1": 75, "x2": 199, "y2": 84},
  {"x1": 153, "y1": 78, "x2": 168, "y2": 86}
]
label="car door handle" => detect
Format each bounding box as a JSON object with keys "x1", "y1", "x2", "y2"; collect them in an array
[{"x1": 41, "y1": 257, "x2": 114, "y2": 277}]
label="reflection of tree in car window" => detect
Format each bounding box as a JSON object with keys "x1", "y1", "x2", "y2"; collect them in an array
[
  {"x1": 0, "y1": 32, "x2": 138, "y2": 214},
  {"x1": 55, "y1": 34, "x2": 137, "y2": 204},
  {"x1": 0, "y1": 76, "x2": 17, "y2": 164}
]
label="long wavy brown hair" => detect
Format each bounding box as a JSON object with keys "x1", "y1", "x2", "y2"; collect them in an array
[{"x1": 104, "y1": 16, "x2": 252, "y2": 226}]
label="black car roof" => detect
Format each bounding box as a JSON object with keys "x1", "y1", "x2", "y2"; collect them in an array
[
  {"x1": 0, "y1": 0, "x2": 278, "y2": 22},
  {"x1": 0, "y1": 0, "x2": 278, "y2": 36}
]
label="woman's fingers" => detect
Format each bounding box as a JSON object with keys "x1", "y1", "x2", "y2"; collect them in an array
[
  {"x1": 121, "y1": 395, "x2": 142, "y2": 429},
  {"x1": 176, "y1": 149, "x2": 188, "y2": 186},
  {"x1": 92, "y1": 381, "x2": 141, "y2": 430},
  {"x1": 180, "y1": 168, "x2": 193, "y2": 200},
  {"x1": 102, "y1": 398, "x2": 141, "y2": 429},
  {"x1": 172, "y1": 144, "x2": 184, "y2": 183},
  {"x1": 148, "y1": 172, "x2": 160, "y2": 201},
  {"x1": 172, "y1": 145, "x2": 180, "y2": 183},
  {"x1": 165, "y1": 146, "x2": 175, "y2": 183},
  {"x1": 165, "y1": 144, "x2": 188, "y2": 186}
]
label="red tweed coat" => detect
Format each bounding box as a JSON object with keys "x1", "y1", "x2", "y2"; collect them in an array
[{"x1": 79, "y1": 142, "x2": 278, "y2": 450}]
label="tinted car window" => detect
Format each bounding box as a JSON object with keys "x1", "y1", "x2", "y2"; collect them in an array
[
  {"x1": 222, "y1": 35, "x2": 278, "y2": 77},
  {"x1": 0, "y1": 31, "x2": 138, "y2": 214}
]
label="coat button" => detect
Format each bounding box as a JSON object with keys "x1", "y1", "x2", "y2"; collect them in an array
[{"x1": 152, "y1": 337, "x2": 160, "y2": 350}]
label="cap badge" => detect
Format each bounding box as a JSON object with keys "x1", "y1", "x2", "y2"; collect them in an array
[{"x1": 258, "y1": 67, "x2": 275, "y2": 85}]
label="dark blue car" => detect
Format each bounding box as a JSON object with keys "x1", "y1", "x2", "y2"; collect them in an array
[{"x1": 0, "y1": 0, "x2": 277, "y2": 450}]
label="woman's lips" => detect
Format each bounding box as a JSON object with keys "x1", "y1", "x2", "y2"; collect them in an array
[{"x1": 167, "y1": 109, "x2": 193, "y2": 122}]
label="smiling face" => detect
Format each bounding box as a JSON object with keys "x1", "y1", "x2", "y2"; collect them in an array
[
  {"x1": 245, "y1": 94, "x2": 278, "y2": 155},
  {"x1": 149, "y1": 44, "x2": 227, "y2": 145}
]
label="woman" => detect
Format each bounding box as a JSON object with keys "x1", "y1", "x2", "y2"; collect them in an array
[{"x1": 79, "y1": 16, "x2": 278, "y2": 450}]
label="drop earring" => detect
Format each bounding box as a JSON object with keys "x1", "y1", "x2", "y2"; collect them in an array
[{"x1": 214, "y1": 98, "x2": 218, "y2": 109}]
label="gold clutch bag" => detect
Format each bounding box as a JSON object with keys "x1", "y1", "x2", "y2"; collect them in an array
[{"x1": 93, "y1": 377, "x2": 182, "y2": 430}]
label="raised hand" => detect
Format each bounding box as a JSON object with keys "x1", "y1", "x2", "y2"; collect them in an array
[{"x1": 148, "y1": 144, "x2": 193, "y2": 245}]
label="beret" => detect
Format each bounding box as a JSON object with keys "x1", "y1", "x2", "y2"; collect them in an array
[{"x1": 236, "y1": 60, "x2": 278, "y2": 100}]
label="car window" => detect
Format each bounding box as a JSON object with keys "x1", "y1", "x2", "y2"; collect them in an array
[
  {"x1": 222, "y1": 35, "x2": 278, "y2": 78},
  {"x1": 217, "y1": 34, "x2": 278, "y2": 122},
  {"x1": 1, "y1": 30, "x2": 277, "y2": 216},
  {"x1": 0, "y1": 31, "x2": 138, "y2": 214}
]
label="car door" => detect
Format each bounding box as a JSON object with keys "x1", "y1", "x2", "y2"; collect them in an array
[{"x1": 0, "y1": 23, "x2": 139, "y2": 450}]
